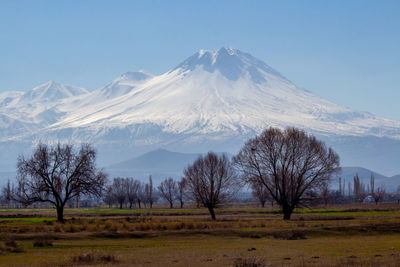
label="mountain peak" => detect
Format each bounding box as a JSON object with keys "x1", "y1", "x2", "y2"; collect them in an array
[
  {"x1": 120, "y1": 71, "x2": 153, "y2": 82},
  {"x1": 174, "y1": 47, "x2": 285, "y2": 83},
  {"x1": 21, "y1": 81, "x2": 88, "y2": 102}
]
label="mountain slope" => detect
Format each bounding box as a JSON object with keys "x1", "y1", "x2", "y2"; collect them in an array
[{"x1": 0, "y1": 48, "x2": 399, "y2": 175}]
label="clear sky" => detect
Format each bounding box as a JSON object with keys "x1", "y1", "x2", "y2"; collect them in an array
[{"x1": 1, "y1": 0, "x2": 400, "y2": 119}]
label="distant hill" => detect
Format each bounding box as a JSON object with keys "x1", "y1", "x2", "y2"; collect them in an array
[
  {"x1": 105, "y1": 149, "x2": 201, "y2": 183},
  {"x1": 105, "y1": 149, "x2": 400, "y2": 191},
  {"x1": 333, "y1": 167, "x2": 400, "y2": 192}
]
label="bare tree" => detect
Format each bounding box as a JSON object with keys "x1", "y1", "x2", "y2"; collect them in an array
[
  {"x1": 158, "y1": 177, "x2": 177, "y2": 208},
  {"x1": 233, "y1": 127, "x2": 340, "y2": 220},
  {"x1": 373, "y1": 186, "x2": 386, "y2": 205},
  {"x1": 1, "y1": 180, "x2": 12, "y2": 208},
  {"x1": 184, "y1": 152, "x2": 238, "y2": 220},
  {"x1": 176, "y1": 177, "x2": 187, "y2": 208},
  {"x1": 111, "y1": 178, "x2": 126, "y2": 209},
  {"x1": 145, "y1": 176, "x2": 157, "y2": 208},
  {"x1": 370, "y1": 173, "x2": 375, "y2": 194},
  {"x1": 320, "y1": 181, "x2": 331, "y2": 207},
  {"x1": 125, "y1": 178, "x2": 140, "y2": 209},
  {"x1": 250, "y1": 180, "x2": 269, "y2": 207},
  {"x1": 16, "y1": 143, "x2": 107, "y2": 222},
  {"x1": 137, "y1": 182, "x2": 145, "y2": 208},
  {"x1": 103, "y1": 185, "x2": 114, "y2": 208}
]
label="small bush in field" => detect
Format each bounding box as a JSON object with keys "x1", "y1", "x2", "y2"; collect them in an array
[
  {"x1": 72, "y1": 251, "x2": 117, "y2": 263},
  {"x1": 4, "y1": 240, "x2": 25, "y2": 253},
  {"x1": 53, "y1": 223, "x2": 62, "y2": 232},
  {"x1": 234, "y1": 256, "x2": 267, "y2": 267},
  {"x1": 5, "y1": 240, "x2": 18, "y2": 248},
  {"x1": 104, "y1": 220, "x2": 119, "y2": 232},
  {"x1": 33, "y1": 239, "x2": 53, "y2": 247},
  {"x1": 17, "y1": 225, "x2": 30, "y2": 233},
  {"x1": 63, "y1": 223, "x2": 78, "y2": 233},
  {"x1": 34, "y1": 225, "x2": 45, "y2": 232}
]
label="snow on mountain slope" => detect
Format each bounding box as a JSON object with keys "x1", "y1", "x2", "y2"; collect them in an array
[
  {"x1": 0, "y1": 47, "x2": 400, "y2": 175},
  {"x1": 0, "y1": 81, "x2": 88, "y2": 139},
  {"x1": 48, "y1": 47, "x2": 400, "y2": 141}
]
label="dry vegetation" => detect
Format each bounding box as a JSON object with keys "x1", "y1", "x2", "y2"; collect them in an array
[{"x1": 0, "y1": 203, "x2": 399, "y2": 266}]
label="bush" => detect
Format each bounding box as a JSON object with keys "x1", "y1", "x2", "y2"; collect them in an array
[
  {"x1": 53, "y1": 223, "x2": 62, "y2": 232},
  {"x1": 104, "y1": 220, "x2": 119, "y2": 232},
  {"x1": 234, "y1": 256, "x2": 267, "y2": 267},
  {"x1": 72, "y1": 251, "x2": 117, "y2": 264},
  {"x1": 4, "y1": 240, "x2": 25, "y2": 253},
  {"x1": 33, "y1": 239, "x2": 53, "y2": 247}
]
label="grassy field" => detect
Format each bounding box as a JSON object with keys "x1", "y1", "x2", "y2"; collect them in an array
[{"x1": 0, "y1": 203, "x2": 400, "y2": 266}]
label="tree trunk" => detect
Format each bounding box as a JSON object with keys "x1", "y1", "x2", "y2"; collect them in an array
[
  {"x1": 208, "y1": 206, "x2": 216, "y2": 220},
  {"x1": 169, "y1": 202, "x2": 173, "y2": 209},
  {"x1": 119, "y1": 202, "x2": 123, "y2": 209},
  {"x1": 261, "y1": 201, "x2": 265, "y2": 208},
  {"x1": 282, "y1": 205, "x2": 293, "y2": 220},
  {"x1": 180, "y1": 201, "x2": 183, "y2": 208},
  {"x1": 56, "y1": 205, "x2": 65, "y2": 223}
]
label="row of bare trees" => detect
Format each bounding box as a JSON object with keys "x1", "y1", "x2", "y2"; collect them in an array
[
  {"x1": 3, "y1": 127, "x2": 343, "y2": 222},
  {"x1": 102, "y1": 176, "x2": 189, "y2": 209},
  {"x1": 337, "y1": 174, "x2": 387, "y2": 204}
]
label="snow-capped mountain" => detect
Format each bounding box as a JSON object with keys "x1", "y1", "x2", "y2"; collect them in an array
[{"x1": 0, "y1": 48, "x2": 399, "y2": 176}]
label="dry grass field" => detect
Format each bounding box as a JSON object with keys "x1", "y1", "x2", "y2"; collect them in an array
[{"x1": 0, "y1": 203, "x2": 400, "y2": 266}]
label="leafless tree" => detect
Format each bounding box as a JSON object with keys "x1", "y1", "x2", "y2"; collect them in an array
[
  {"x1": 111, "y1": 178, "x2": 126, "y2": 209},
  {"x1": 145, "y1": 176, "x2": 157, "y2": 208},
  {"x1": 1, "y1": 180, "x2": 13, "y2": 208},
  {"x1": 158, "y1": 177, "x2": 177, "y2": 208},
  {"x1": 125, "y1": 178, "x2": 140, "y2": 208},
  {"x1": 15, "y1": 143, "x2": 107, "y2": 222},
  {"x1": 250, "y1": 180, "x2": 269, "y2": 207},
  {"x1": 233, "y1": 127, "x2": 340, "y2": 220},
  {"x1": 184, "y1": 152, "x2": 238, "y2": 220},
  {"x1": 320, "y1": 181, "x2": 331, "y2": 207},
  {"x1": 137, "y1": 182, "x2": 145, "y2": 208},
  {"x1": 373, "y1": 186, "x2": 386, "y2": 205},
  {"x1": 176, "y1": 177, "x2": 187, "y2": 208},
  {"x1": 103, "y1": 185, "x2": 114, "y2": 208},
  {"x1": 370, "y1": 173, "x2": 375, "y2": 194}
]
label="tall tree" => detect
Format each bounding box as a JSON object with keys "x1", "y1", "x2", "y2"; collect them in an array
[
  {"x1": 158, "y1": 178, "x2": 177, "y2": 208},
  {"x1": 184, "y1": 152, "x2": 238, "y2": 220},
  {"x1": 233, "y1": 127, "x2": 340, "y2": 220},
  {"x1": 111, "y1": 178, "x2": 126, "y2": 209},
  {"x1": 16, "y1": 143, "x2": 107, "y2": 222},
  {"x1": 145, "y1": 176, "x2": 156, "y2": 208},
  {"x1": 176, "y1": 177, "x2": 187, "y2": 208},
  {"x1": 250, "y1": 180, "x2": 270, "y2": 208},
  {"x1": 103, "y1": 185, "x2": 114, "y2": 208},
  {"x1": 125, "y1": 178, "x2": 140, "y2": 209}
]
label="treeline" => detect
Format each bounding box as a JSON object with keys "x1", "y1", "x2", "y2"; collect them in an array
[
  {"x1": 2, "y1": 126, "x2": 399, "y2": 223},
  {"x1": 102, "y1": 176, "x2": 187, "y2": 209}
]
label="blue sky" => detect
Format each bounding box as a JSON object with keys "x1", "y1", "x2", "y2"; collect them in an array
[{"x1": 1, "y1": 0, "x2": 400, "y2": 119}]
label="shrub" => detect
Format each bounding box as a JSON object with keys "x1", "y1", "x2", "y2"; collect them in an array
[
  {"x1": 72, "y1": 251, "x2": 117, "y2": 264},
  {"x1": 4, "y1": 240, "x2": 25, "y2": 253},
  {"x1": 234, "y1": 256, "x2": 267, "y2": 267},
  {"x1": 63, "y1": 223, "x2": 78, "y2": 233},
  {"x1": 104, "y1": 220, "x2": 119, "y2": 232},
  {"x1": 53, "y1": 223, "x2": 62, "y2": 232},
  {"x1": 33, "y1": 239, "x2": 53, "y2": 247}
]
